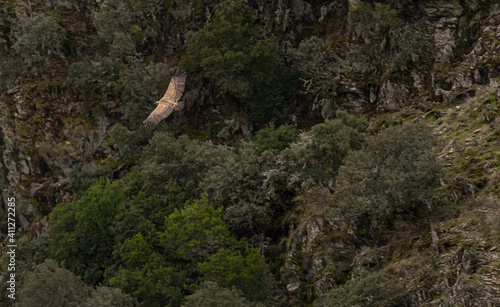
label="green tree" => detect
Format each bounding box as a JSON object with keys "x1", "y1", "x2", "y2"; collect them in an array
[
  {"x1": 278, "y1": 111, "x2": 368, "y2": 189},
  {"x1": 308, "y1": 111, "x2": 368, "y2": 174},
  {"x1": 12, "y1": 12, "x2": 66, "y2": 75},
  {"x1": 109, "y1": 196, "x2": 243, "y2": 306},
  {"x1": 200, "y1": 144, "x2": 280, "y2": 235},
  {"x1": 49, "y1": 178, "x2": 125, "y2": 285},
  {"x1": 16, "y1": 260, "x2": 137, "y2": 307},
  {"x1": 254, "y1": 123, "x2": 299, "y2": 155},
  {"x1": 180, "y1": 0, "x2": 298, "y2": 121},
  {"x1": 335, "y1": 123, "x2": 442, "y2": 224},
  {"x1": 287, "y1": 36, "x2": 339, "y2": 119},
  {"x1": 140, "y1": 133, "x2": 231, "y2": 199},
  {"x1": 110, "y1": 124, "x2": 153, "y2": 163},
  {"x1": 67, "y1": 56, "x2": 119, "y2": 99},
  {"x1": 110, "y1": 195, "x2": 157, "y2": 245},
  {"x1": 91, "y1": 0, "x2": 140, "y2": 60},
  {"x1": 198, "y1": 247, "x2": 271, "y2": 303},
  {"x1": 108, "y1": 234, "x2": 187, "y2": 307},
  {"x1": 159, "y1": 195, "x2": 238, "y2": 263}
]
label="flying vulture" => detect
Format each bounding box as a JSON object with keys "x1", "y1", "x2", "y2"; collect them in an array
[{"x1": 143, "y1": 68, "x2": 187, "y2": 128}]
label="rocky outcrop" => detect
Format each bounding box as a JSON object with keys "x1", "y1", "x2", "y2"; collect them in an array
[
  {"x1": 0, "y1": 83, "x2": 115, "y2": 240},
  {"x1": 280, "y1": 187, "x2": 356, "y2": 303},
  {"x1": 400, "y1": 203, "x2": 500, "y2": 306},
  {"x1": 425, "y1": 0, "x2": 463, "y2": 63}
]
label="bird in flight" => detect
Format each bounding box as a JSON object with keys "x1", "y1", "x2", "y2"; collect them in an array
[{"x1": 143, "y1": 68, "x2": 187, "y2": 128}]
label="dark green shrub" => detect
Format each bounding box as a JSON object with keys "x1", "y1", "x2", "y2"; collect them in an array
[
  {"x1": 200, "y1": 144, "x2": 280, "y2": 234},
  {"x1": 109, "y1": 196, "x2": 241, "y2": 306},
  {"x1": 158, "y1": 195, "x2": 238, "y2": 263},
  {"x1": 308, "y1": 111, "x2": 368, "y2": 173},
  {"x1": 49, "y1": 179, "x2": 125, "y2": 285},
  {"x1": 108, "y1": 235, "x2": 187, "y2": 307},
  {"x1": 12, "y1": 13, "x2": 67, "y2": 74},
  {"x1": 390, "y1": 24, "x2": 434, "y2": 73},
  {"x1": 278, "y1": 111, "x2": 368, "y2": 189},
  {"x1": 69, "y1": 162, "x2": 108, "y2": 195},
  {"x1": 13, "y1": 13, "x2": 66, "y2": 57},
  {"x1": 140, "y1": 133, "x2": 232, "y2": 199},
  {"x1": 16, "y1": 259, "x2": 137, "y2": 307},
  {"x1": 287, "y1": 36, "x2": 338, "y2": 118},
  {"x1": 180, "y1": 0, "x2": 299, "y2": 121},
  {"x1": 110, "y1": 124, "x2": 153, "y2": 162},
  {"x1": 199, "y1": 247, "x2": 271, "y2": 303},
  {"x1": 67, "y1": 56, "x2": 119, "y2": 99},
  {"x1": 254, "y1": 123, "x2": 300, "y2": 155},
  {"x1": 91, "y1": 0, "x2": 139, "y2": 60},
  {"x1": 335, "y1": 123, "x2": 442, "y2": 224}
]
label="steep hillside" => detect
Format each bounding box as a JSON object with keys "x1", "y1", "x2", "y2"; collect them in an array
[{"x1": 1, "y1": 0, "x2": 500, "y2": 306}]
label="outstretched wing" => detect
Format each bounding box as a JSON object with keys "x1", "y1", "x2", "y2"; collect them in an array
[
  {"x1": 143, "y1": 68, "x2": 187, "y2": 128},
  {"x1": 159, "y1": 68, "x2": 187, "y2": 104},
  {"x1": 143, "y1": 104, "x2": 174, "y2": 129}
]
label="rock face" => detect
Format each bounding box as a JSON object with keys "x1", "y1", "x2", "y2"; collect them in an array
[
  {"x1": 0, "y1": 84, "x2": 114, "y2": 240},
  {"x1": 1, "y1": 0, "x2": 500, "y2": 305},
  {"x1": 310, "y1": 0, "x2": 500, "y2": 115},
  {"x1": 426, "y1": 0, "x2": 463, "y2": 63},
  {"x1": 280, "y1": 187, "x2": 356, "y2": 303}
]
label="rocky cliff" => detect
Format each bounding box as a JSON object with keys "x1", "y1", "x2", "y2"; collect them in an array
[{"x1": 1, "y1": 0, "x2": 500, "y2": 305}]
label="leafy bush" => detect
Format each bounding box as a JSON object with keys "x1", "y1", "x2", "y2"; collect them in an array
[
  {"x1": 13, "y1": 13, "x2": 66, "y2": 57},
  {"x1": 110, "y1": 196, "x2": 157, "y2": 245},
  {"x1": 140, "y1": 133, "x2": 232, "y2": 199},
  {"x1": 67, "y1": 56, "x2": 119, "y2": 99},
  {"x1": 91, "y1": 0, "x2": 139, "y2": 60},
  {"x1": 86, "y1": 286, "x2": 139, "y2": 307},
  {"x1": 109, "y1": 195, "x2": 244, "y2": 306},
  {"x1": 199, "y1": 247, "x2": 271, "y2": 303},
  {"x1": 180, "y1": 0, "x2": 299, "y2": 121},
  {"x1": 69, "y1": 162, "x2": 108, "y2": 195},
  {"x1": 390, "y1": 24, "x2": 435, "y2": 73},
  {"x1": 314, "y1": 272, "x2": 406, "y2": 307},
  {"x1": 12, "y1": 13, "x2": 67, "y2": 74},
  {"x1": 16, "y1": 259, "x2": 137, "y2": 307},
  {"x1": 278, "y1": 111, "x2": 368, "y2": 189},
  {"x1": 335, "y1": 123, "x2": 442, "y2": 224},
  {"x1": 159, "y1": 195, "x2": 238, "y2": 263},
  {"x1": 110, "y1": 124, "x2": 153, "y2": 162},
  {"x1": 109, "y1": 233, "x2": 187, "y2": 307},
  {"x1": 254, "y1": 123, "x2": 299, "y2": 155},
  {"x1": 287, "y1": 36, "x2": 338, "y2": 118},
  {"x1": 308, "y1": 111, "x2": 368, "y2": 173},
  {"x1": 200, "y1": 144, "x2": 281, "y2": 234},
  {"x1": 49, "y1": 179, "x2": 125, "y2": 285}
]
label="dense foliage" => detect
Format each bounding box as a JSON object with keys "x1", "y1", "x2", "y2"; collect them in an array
[
  {"x1": 49, "y1": 179, "x2": 124, "y2": 285},
  {"x1": 8, "y1": 0, "x2": 494, "y2": 304},
  {"x1": 38, "y1": 113, "x2": 442, "y2": 305},
  {"x1": 181, "y1": 0, "x2": 299, "y2": 121},
  {"x1": 16, "y1": 260, "x2": 137, "y2": 307},
  {"x1": 335, "y1": 123, "x2": 442, "y2": 226}
]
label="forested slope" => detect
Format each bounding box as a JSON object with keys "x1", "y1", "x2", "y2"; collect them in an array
[{"x1": 1, "y1": 0, "x2": 500, "y2": 305}]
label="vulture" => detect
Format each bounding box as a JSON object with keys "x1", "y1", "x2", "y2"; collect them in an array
[{"x1": 143, "y1": 68, "x2": 187, "y2": 128}]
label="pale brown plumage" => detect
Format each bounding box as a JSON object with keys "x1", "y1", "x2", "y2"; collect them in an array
[{"x1": 143, "y1": 68, "x2": 187, "y2": 128}]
